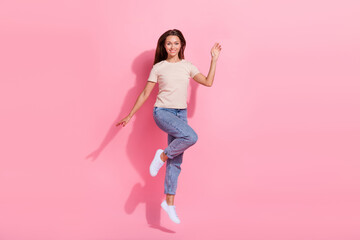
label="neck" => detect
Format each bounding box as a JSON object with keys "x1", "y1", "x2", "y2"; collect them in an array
[{"x1": 166, "y1": 56, "x2": 181, "y2": 63}]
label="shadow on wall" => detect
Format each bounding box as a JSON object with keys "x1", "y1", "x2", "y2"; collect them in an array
[{"x1": 86, "y1": 50, "x2": 199, "y2": 233}]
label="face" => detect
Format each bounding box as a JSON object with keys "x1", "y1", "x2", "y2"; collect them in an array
[{"x1": 164, "y1": 35, "x2": 181, "y2": 57}]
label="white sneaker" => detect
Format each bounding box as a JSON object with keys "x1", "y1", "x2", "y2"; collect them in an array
[
  {"x1": 161, "y1": 200, "x2": 181, "y2": 224},
  {"x1": 149, "y1": 149, "x2": 165, "y2": 177}
]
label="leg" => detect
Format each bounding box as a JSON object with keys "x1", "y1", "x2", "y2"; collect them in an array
[
  {"x1": 154, "y1": 108, "x2": 190, "y2": 224},
  {"x1": 160, "y1": 151, "x2": 168, "y2": 162},
  {"x1": 153, "y1": 108, "x2": 198, "y2": 159},
  {"x1": 163, "y1": 109, "x2": 189, "y2": 202},
  {"x1": 164, "y1": 134, "x2": 184, "y2": 199},
  {"x1": 166, "y1": 194, "x2": 175, "y2": 206}
]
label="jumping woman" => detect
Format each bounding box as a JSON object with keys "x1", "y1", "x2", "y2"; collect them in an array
[{"x1": 116, "y1": 29, "x2": 222, "y2": 224}]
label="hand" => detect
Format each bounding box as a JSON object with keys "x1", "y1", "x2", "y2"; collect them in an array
[
  {"x1": 116, "y1": 115, "x2": 131, "y2": 127},
  {"x1": 211, "y1": 42, "x2": 222, "y2": 61}
]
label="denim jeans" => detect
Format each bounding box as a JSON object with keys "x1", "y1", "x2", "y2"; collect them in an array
[{"x1": 153, "y1": 107, "x2": 198, "y2": 195}]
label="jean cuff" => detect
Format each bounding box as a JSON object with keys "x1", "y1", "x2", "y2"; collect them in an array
[
  {"x1": 164, "y1": 149, "x2": 173, "y2": 159},
  {"x1": 164, "y1": 190, "x2": 176, "y2": 195}
]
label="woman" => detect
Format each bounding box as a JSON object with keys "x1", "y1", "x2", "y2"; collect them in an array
[{"x1": 116, "y1": 29, "x2": 221, "y2": 224}]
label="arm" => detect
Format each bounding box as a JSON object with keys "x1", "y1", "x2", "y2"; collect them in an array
[
  {"x1": 128, "y1": 81, "x2": 156, "y2": 118},
  {"x1": 193, "y1": 59, "x2": 217, "y2": 87},
  {"x1": 116, "y1": 81, "x2": 156, "y2": 127},
  {"x1": 193, "y1": 42, "x2": 222, "y2": 87}
]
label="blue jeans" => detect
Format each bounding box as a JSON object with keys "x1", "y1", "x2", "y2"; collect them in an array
[{"x1": 153, "y1": 107, "x2": 198, "y2": 195}]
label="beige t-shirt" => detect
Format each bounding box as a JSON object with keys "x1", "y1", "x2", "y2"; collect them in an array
[{"x1": 147, "y1": 59, "x2": 200, "y2": 109}]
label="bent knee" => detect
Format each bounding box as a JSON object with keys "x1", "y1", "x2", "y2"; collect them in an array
[{"x1": 187, "y1": 131, "x2": 198, "y2": 145}]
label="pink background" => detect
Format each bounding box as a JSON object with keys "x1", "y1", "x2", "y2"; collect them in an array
[{"x1": 1, "y1": 0, "x2": 359, "y2": 239}]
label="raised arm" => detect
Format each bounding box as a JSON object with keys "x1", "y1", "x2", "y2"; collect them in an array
[
  {"x1": 116, "y1": 81, "x2": 156, "y2": 127},
  {"x1": 193, "y1": 42, "x2": 222, "y2": 87}
]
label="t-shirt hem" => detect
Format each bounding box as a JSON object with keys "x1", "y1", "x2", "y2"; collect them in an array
[{"x1": 154, "y1": 104, "x2": 187, "y2": 109}]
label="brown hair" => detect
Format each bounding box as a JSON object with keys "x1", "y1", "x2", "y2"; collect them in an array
[{"x1": 153, "y1": 29, "x2": 186, "y2": 65}]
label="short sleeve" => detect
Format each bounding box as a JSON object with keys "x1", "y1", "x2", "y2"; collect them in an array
[
  {"x1": 147, "y1": 65, "x2": 158, "y2": 82},
  {"x1": 189, "y1": 62, "x2": 200, "y2": 78}
]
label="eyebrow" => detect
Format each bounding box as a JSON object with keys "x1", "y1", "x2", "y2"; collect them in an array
[{"x1": 166, "y1": 41, "x2": 180, "y2": 43}]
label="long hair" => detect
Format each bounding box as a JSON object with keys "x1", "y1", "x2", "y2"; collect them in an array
[{"x1": 153, "y1": 29, "x2": 186, "y2": 65}]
